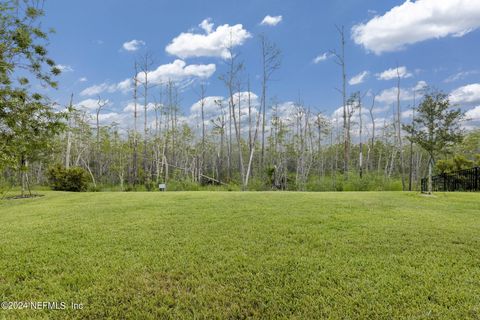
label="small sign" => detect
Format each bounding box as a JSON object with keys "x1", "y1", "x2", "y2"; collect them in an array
[{"x1": 159, "y1": 183, "x2": 166, "y2": 191}]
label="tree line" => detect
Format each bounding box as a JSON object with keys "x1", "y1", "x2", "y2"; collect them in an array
[{"x1": 1, "y1": 2, "x2": 477, "y2": 195}]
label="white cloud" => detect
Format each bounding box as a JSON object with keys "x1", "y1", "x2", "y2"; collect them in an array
[
  {"x1": 376, "y1": 87, "x2": 412, "y2": 104},
  {"x1": 352, "y1": 0, "x2": 480, "y2": 54},
  {"x1": 375, "y1": 81, "x2": 428, "y2": 105},
  {"x1": 465, "y1": 105, "x2": 480, "y2": 121},
  {"x1": 137, "y1": 59, "x2": 216, "y2": 84},
  {"x1": 165, "y1": 20, "x2": 251, "y2": 59},
  {"x1": 80, "y1": 61, "x2": 213, "y2": 97},
  {"x1": 260, "y1": 15, "x2": 283, "y2": 26},
  {"x1": 122, "y1": 39, "x2": 145, "y2": 52},
  {"x1": 80, "y1": 83, "x2": 112, "y2": 97},
  {"x1": 123, "y1": 102, "x2": 156, "y2": 113},
  {"x1": 76, "y1": 98, "x2": 111, "y2": 110},
  {"x1": 191, "y1": 92, "x2": 260, "y2": 116},
  {"x1": 191, "y1": 96, "x2": 227, "y2": 116},
  {"x1": 444, "y1": 70, "x2": 479, "y2": 83},
  {"x1": 97, "y1": 112, "x2": 123, "y2": 123},
  {"x1": 78, "y1": 77, "x2": 88, "y2": 82},
  {"x1": 199, "y1": 18, "x2": 214, "y2": 34},
  {"x1": 349, "y1": 71, "x2": 369, "y2": 85},
  {"x1": 401, "y1": 109, "x2": 414, "y2": 119},
  {"x1": 56, "y1": 64, "x2": 74, "y2": 72},
  {"x1": 376, "y1": 66, "x2": 412, "y2": 80},
  {"x1": 371, "y1": 105, "x2": 389, "y2": 114},
  {"x1": 414, "y1": 80, "x2": 428, "y2": 91},
  {"x1": 116, "y1": 78, "x2": 132, "y2": 93},
  {"x1": 189, "y1": 92, "x2": 261, "y2": 130},
  {"x1": 450, "y1": 83, "x2": 480, "y2": 105},
  {"x1": 313, "y1": 53, "x2": 329, "y2": 64},
  {"x1": 80, "y1": 78, "x2": 134, "y2": 97}
]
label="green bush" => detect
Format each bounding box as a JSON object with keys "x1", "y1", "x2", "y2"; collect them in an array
[
  {"x1": 47, "y1": 164, "x2": 89, "y2": 192},
  {"x1": 305, "y1": 173, "x2": 404, "y2": 191}
]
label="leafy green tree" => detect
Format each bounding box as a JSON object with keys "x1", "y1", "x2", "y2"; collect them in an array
[
  {"x1": 459, "y1": 129, "x2": 480, "y2": 159},
  {"x1": 403, "y1": 90, "x2": 465, "y2": 193},
  {"x1": 3, "y1": 97, "x2": 65, "y2": 195},
  {"x1": 0, "y1": 1, "x2": 63, "y2": 194}
]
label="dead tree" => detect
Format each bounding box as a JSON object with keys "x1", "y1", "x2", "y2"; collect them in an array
[
  {"x1": 65, "y1": 93, "x2": 74, "y2": 169},
  {"x1": 140, "y1": 53, "x2": 154, "y2": 185},
  {"x1": 331, "y1": 25, "x2": 348, "y2": 176},
  {"x1": 259, "y1": 34, "x2": 281, "y2": 171},
  {"x1": 396, "y1": 65, "x2": 406, "y2": 190},
  {"x1": 95, "y1": 96, "x2": 108, "y2": 179},
  {"x1": 367, "y1": 94, "x2": 376, "y2": 172},
  {"x1": 220, "y1": 45, "x2": 246, "y2": 189},
  {"x1": 131, "y1": 62, "x2": 139, "y2": 186},
  {"x1": 408, "y1": 90, "x2": 416, "y2": 191}
]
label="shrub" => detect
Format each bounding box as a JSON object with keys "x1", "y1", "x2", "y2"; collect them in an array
[{"x1": 47, "y1": 164, "x2": 89, "y2": 192}]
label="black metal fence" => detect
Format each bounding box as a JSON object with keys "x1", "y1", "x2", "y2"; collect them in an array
[{"x1": 421, "y1": 167, "x2": 480, "y2": 192}]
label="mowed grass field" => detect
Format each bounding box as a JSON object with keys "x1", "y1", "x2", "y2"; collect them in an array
[{"x1": 0, "y1": 192, "x2": 479, "y2": 319}]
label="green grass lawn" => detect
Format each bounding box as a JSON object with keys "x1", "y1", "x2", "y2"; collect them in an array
[{"x1": 0, "y1": 192, "x2": 479, "y2": 319}]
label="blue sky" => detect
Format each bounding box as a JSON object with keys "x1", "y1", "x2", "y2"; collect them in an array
[{"x1": 41, "y1": 0, "x2": 480, "y2": 128}]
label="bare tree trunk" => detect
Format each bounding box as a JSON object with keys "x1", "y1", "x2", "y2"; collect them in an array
[
  {"x1": 227, "y1": 92, "x2": 232, "y2": 181},
  {"x1": 428, "y1": 156, "x2": 433, "y2": 194},
  {"x1": 396, "y1": 66, "x2": 406, "y2": 190},
  {"x1": 245, "y1": 88, "x2": 262, "y2": 187},
  {"x1": 359, "y1": 94, "x2": 363, "y2": 178},
  {"x1": 20, "y1": 155, "x2": 26, "y2": 197},
  {"x1": 95, "y1": 97, "x2": 107, "y2": 180},
  {"x1": 132, "y1": 62, "x2": 139, "y2": 187},
  {"x1": 333, "y1": 26, "x2": 348, "y2": 177},
  {"x1": 260, "y1": 36, "x2": 267, "y2": 171},
  {"x1": 259, "y1": 34, "x2": 281, "y2": 172},
  {"x1": 65, "y1": 94, "x2": 74, "y2": 169},
  {"x1": 141, "y1": 54, "x2": 153, "y2": 185},
  {"x1": 368, "y1": 94, "x2": 376, "y2": 172},
  {"x1": 408, "y1": 91, "x2": 416, "y2": 191},
  {"x1": 200, "y1": 84, "x2": 206, "y2": 180}
]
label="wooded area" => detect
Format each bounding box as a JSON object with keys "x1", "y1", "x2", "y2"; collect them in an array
[{"x1": 1, "y1": 1, "x2": 479, "y2": 194}]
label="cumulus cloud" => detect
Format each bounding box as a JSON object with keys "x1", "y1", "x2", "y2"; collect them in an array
[
  {"x1": 313, "y1": 53, "x2": 329, "y2": 64},
  {"x1": 450, "y1": 83, "x2": 480, "y2": 105},
  {"x1": 80, "y1": 84, "x2": 111, "y2": 97},
  {"x1": 76, "y1": 98, "x2": 111, "y2": 110},
  {"x1": 189, "y1": 92, "x2": 261, "y2": 130},
  {"x1": 465, "y1": 105, "x2": 480, "y2": 121},
  {"x1": 122, "y1": 39, "x2": 145, "y2": 52},
  {"x1": 80, "y1": 61, "x2": 213, "y2": 97},
  {"x1": 414, "y1": 80, "x2": 428, "y2": 91},
  {"x1": 80, "y1": 79, "x2": 132, "y2": 97},
  {"x1": 97, "y1": 112, "x2": 124, "y2": 123},
  {"x1": 199, "y1": 18, "x2": 214, "y2": 34},
  {"x1": 352, "y1": 0, "x2": 480, "y2": 54},
  {"x1": 136, "y1": 59, "x2": 216, "y2": 84},
  {"x1": 260, "y1": 15, "x2": 283, "y2": 26},
  {"x1": 376, "y1": 66, "x2": 412, "y2": 80},
  {"x1": 349, "y1": 71, "x2": 369, "y2": 85},
  {"x1": 123, "y1": 102, "x2": 156, "y2": 113},
  {"x1": 444, "y1": 70, "x2": 479, "y2": 83},
  {"x1": 191, "y1": 96, "x2": 228, "y2": 117},
  {"x1": 56, "y1": 64, "x2": 74, "y2": 72},
  {"x1": 376, "y1": 81, "x2": 427, "y2": 104},
  {"x1": 191, "y1": 92, "x2": 260, "y2": 116},
  {"x1": 165, "y1": 19, "x2": 251, "y2": 59},
  {"x1": 80, "y1": 83, "x2": 115, "y2": 97},
  {"x1": 376, "y1": 88, "x2": 412, "y2": 104}
]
